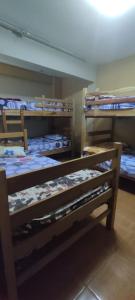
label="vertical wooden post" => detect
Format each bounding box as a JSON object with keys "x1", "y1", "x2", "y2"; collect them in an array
[
  {"x1": 24, "y1": 129, "x2": 28, "y2": 150},
  {"x1": 0, "y1": 170, "x2": 18, "y2": 300},
  {"x1": 111, "y1": 117, "x2": 115, "y2": 142},
  {"x1": 2, "y1": 110, "x2": 8, "y2": 132},
  {"x1": 71, "y1": 96, "x2": 75, "y2": 157},
  {"x1": 81, "y1": 88, "x2": 89, "y2": 152},
  {"x1": 106, "y1": 142, "x2": 122, "y2": 229},
  {"x1": 20, "y1": 110, "x2": 25, "y2": 132}
]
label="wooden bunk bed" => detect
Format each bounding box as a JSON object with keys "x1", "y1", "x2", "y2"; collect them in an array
[
  {"x1": 0, "y1": 142, "x2": 121, "y2": 300},
  {"x1": 0, "y1": 96, "x2": 74, "y2": 157},
  {"x1": 73, "y1": 88, "x2": 135, "y2": 181}
]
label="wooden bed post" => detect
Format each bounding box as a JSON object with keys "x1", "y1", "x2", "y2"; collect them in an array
[
  {"x1": 24, "y1": 129, "x2": 28, "y2": 150},
  {"x1": 0, "y1": 170, "x2": 18, "y2": 300},
  {"x1": 106, "y1": 142, "x2": 122, "y2": 230},
  {"x1": 111, "y1": 117, "x2": 115, "y2": 142}
]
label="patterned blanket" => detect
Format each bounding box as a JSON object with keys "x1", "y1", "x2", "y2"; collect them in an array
[{"x1": 10, "y1": 169, "x2": 109, "y2": 241}]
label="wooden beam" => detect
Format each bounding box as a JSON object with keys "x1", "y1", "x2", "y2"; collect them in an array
[
  {"x1": 7, "y1": 149, "x2": 117, "y2": 194},
  {"x1": 0, "y1": 132, "x2": 24, "y2": 139},
  {"x1": 88, "y1": 130, "x2": 112, "y2": 136},
  {"x1": 0, "y1": 170, "x2": 18, "y2": 300},
  {"x1": 106, "y1": 143, "x2": 122, "y2": 229}
]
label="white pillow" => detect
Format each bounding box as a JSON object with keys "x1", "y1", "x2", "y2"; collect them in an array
[{"x1": 0, "y1": 146, "x2": 26, "y2": 157}]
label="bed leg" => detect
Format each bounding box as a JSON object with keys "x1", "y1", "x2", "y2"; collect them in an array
[
  {"x1": 0, "y1": 170, "x2": 18, "y2": 300},
  {"x1": 106, "y1": 142, "x2": 122, "y2": 230}
]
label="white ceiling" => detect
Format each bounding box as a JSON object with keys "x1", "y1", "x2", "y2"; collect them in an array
[{"x1": 1, "y1": 0, "x2": 135, "y2": 64}]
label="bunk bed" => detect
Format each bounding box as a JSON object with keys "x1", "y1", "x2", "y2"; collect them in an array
[
  {"x1": 74, "y1": 88, "x2": 135, "y2": 181},
  {"x1": 0, "y1": 96, "x2": 74, "y2": 156},
  {"x1": 0, "y1": 143, "x2": 121, "y2": 300}
]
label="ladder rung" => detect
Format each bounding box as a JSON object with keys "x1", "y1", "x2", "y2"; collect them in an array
[{"x1": 6, "y1": 121, "x2": 22, "y2": 125}]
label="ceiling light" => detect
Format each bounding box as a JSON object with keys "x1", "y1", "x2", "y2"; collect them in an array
[{"x1": 88, "y1": 0, "x2": 135, "y2": 16}]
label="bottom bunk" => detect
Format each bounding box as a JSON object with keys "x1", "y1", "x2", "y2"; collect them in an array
[
  {"x1": 0, "y1": 143, "x2": 121, "y2": 300},
  {"x1": 28, "y1": 134, "x2": 72, "y2": 156},
  {"x1": 83, "y1": 145, "x2": 135, "y2": 181},
  {"x1": 0, "y1": 134, "x2": 72, "y2": 157}
]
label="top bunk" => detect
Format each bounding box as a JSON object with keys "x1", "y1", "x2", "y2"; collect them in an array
[
  {"x1": 0, "y1": 96, "x2": 73, "y2": 118},
  {"x1": 83, "y1": 87, "x2": 135, "y2": 117}
]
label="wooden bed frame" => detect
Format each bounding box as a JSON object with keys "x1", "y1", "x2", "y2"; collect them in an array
[
  {"x1": 0, "y1": 143, "x2": 121, "y2": 300},
  {"x1": 73, "y1": 88, "x2": 135, "y2": 181},
  {"x1": 0, "y1": 130, "x2": 28, "y2": 150},
  {"x1": 0, "y1": 96, "x2": 74, "y2": 156}
]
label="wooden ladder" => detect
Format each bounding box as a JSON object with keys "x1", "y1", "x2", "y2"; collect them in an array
[{"x1": 2, "y1": 110, "x2": 28, "y2": 150}]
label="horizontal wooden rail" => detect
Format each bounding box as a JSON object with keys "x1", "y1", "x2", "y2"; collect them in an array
[
  {"x1": 6, "y1": 121, "x2": 22, "y2": 125},
  {"x1": 11, "y1": 171, "x2": 113, "y2": 229},
  {"x1": 0, "y1": 132, "x2": 24, "y2": 139},
  {"x1": 88, "y1": 130, "x2": 112, "y2": 136},
  {"x1": 94, "y1": 138, "x2": 112, "y2": 145},
  {"x1": 14, "y1": 189, "x2": 112, "y2": 260},
  {"x1": 7, "y1": 149, "x2": 117, "y2": 194}
]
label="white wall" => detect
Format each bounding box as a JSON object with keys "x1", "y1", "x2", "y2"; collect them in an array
[
  {"x1": 0, "y1": 27, "x2": 96, "y2": 82},
  {"x1": 0, "y1": 64, "x2": 55, "y2": 137},
  {"x1": 0, "y1": 74, "x2": 52, "y2": 97},
  {"x1": 62, "y1": 77, "x2": 91, "y2": 98},
  {"x1": 96, "y1": 56, "x2": 135, "y2": 148}
]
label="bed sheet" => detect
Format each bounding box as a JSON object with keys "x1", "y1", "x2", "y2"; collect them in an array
[
  {"x1": 86, "y1": 103, "x2": 135, "y2": 111},
  {"x1": 28, "y1": 136, "x2": 71, "y2": 153},
  {"x1": 91, "y1": 103, "x2": 135, "y2": 110},
  {"x1": 101, "y1": 153, "x2": 135, "y2": 178},
  {"x1": 0, "y1": 98, "x2": 69, "y2": 112},
  {"x1": 9, "y1": 169, "x2": 109, "y2": 241},
  {"x1": 0, "y1": 154, "x2": 59, "y2": 177}
]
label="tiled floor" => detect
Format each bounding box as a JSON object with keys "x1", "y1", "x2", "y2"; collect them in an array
[{"x1": 1, "y1": 188, "x2": 135, "y2": 300}]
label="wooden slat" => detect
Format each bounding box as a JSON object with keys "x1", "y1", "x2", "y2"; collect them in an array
[
  {"x1": 14, "y1": 189, "x2": 112, "y2": 260},
  {"x1": 6, "y1": 120, "x2": 22, "y2": 125},
  {"x1": 0, "y1": 170, "x2": 18, "y2": 300},
  {"x1": 11, "y1": 172, "x2": 113, "y2": 229},
  {"x1": 0, "y1": 132, "x2": 24, "y2": 139},
  {"x1": 17, "y1": 209, "x2": 110, "y2": 286},
  {"x1": 85, "y1": 110, "x2": 135, "y2": 117},
  {"x1": 88, "y1": 130, "x2": 112, "y2": 136},
  {"x1": 94, "y1": 138, "x2": 112, "y2": 145},
  {"x1": 0, "y1": 110, "x2": 73, "y2": 118},
  {"x1": 7, "y1": 149, "x2": 116, "y2": 194},
  {"x1": 40, "y1": 146, "x2": 72, "y2": 156}
]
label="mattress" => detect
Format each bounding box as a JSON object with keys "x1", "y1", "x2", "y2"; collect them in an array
[
  {"x1": 90, "y1": 103, "x2": 135, "y2": 110},
  {"x1": 85, "y1": 96, "x2": 135, "y2": 110},
  {"x1": 0, "y1": 154, "x2": 59, "y2": 177},
  {"x1": 9, "y1": 169, "x2": 109, "y2": 241},
  {"x1": 101, "y1": 153, "x2": 135, "y2": 178},
  {"x1": 28, "y1": 135, "x2": 71, "y2": 153},
  {"x1": 0, "y1": 98, "x2": 71, "y2": 112}
]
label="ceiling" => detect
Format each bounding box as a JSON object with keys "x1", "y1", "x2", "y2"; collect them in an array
[{"x1": 1, "y1": 0, "x2": 135, "y2": 64}]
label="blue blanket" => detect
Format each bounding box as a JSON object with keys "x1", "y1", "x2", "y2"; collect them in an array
[
  {"x1": 0, "y1": 153, "x2": 59, "y2": 177},
  {"x1": 101, "y1": 153, "x2": 135, "y2": 178}
]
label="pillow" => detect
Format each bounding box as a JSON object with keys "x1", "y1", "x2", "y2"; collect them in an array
[
  {"x1": 0, "y1": 146, "x2": 26, "y2": 157},
  {"x1": 44, "y1": 134, "x2": 67, "y2": 141}
]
